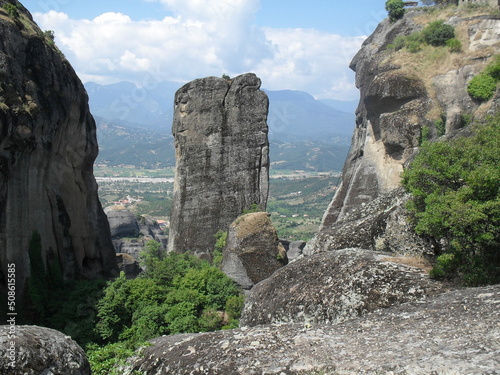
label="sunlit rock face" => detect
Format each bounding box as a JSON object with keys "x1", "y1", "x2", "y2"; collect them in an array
[
  {"x1": 306, "y1": 11, "x2": 500, "y2": 256},
  {"x1": 168, "y1": 73, "x2": 270, "y2": 259},
  {"x1": 0, "y1": 2, "x2": 117, "y2": 301}
]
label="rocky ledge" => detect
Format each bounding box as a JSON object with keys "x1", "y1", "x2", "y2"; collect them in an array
[{"x1": 122, "y1": 284, "x2": 500, "y2": 374}]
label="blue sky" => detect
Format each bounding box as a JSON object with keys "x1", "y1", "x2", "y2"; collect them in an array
[{"x1": 21, "y1": 0, "x2": 389, "y2": 100}]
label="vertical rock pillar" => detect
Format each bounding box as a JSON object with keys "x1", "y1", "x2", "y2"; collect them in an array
[{"x1": 168, "y1": 73, "x2": 269, "y2": 259}]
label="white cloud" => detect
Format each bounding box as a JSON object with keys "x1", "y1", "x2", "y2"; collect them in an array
[{"x1": 33, "y1": 2, "x2": 365, "y2": 100}]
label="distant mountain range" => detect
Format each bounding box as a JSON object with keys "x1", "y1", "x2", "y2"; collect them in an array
[{"x1": 85, "y1": 80, "x2": 356, "y2": 171}]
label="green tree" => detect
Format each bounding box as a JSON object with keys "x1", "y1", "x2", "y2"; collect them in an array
[
  {"x1": 385, "y1": 0, "x2": 406, "y2": 23},
  {"x1": 401, "y1": 115, "x2": 500, "y2": 286}
]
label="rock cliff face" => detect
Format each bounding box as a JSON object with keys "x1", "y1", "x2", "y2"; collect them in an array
[
  {"x1": 168, "y1": 73, "x2": 269, "y2": 258},
  {"x1": 307, "y1": 8, "x2": 500, "y2": 255},
  {"x1": 0, "y1": 1, "x2": 117, "y2": 300}
]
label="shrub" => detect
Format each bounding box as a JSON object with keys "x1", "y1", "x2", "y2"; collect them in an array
[
  {"x1": 402, "y1": 115, "x2": 500, "y2": 286},
  {"x1": 422, "y1": 20, "x2": 455, "y2": 46},
  {"x1": 485, "y1": 55, "x2": 500, "y2": 81},
  {"x1": 446, "y1": 38, "x2": 462, "y2": 52},
  {"x1": 385, "y1": 0, "x2": 406, "y2": 23},
  {"x1": 467, "y1": 74, "x2": 497, "y2": 101}
]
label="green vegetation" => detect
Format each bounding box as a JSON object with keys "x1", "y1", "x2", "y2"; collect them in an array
[
  {"x1": 388, "y1": 20, "x2": 457, "y2": 53},
  {"x1": 422, "y1": 20, "x2": 455, "y2": 46},
  {"x1": 467, "y1": 55, "x2": 500, "y2": 102},
  {"x1": 88, "y1": 246, "x2": 243, "y2": 373},
  {"x1": 2, "y1": 3, "x2": 19, "y2": 18},
  {"x1": 385, "y1": 0, "x2": 406, "y2": 23},
  {"x1": 402, "y1": 115, "x2": 500, "y2": 286},
  {"x1": 212, "y1": 230, "x2": 227, "y2": 268}
]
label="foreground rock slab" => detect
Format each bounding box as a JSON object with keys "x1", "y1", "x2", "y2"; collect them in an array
[
  {"x1": 241, "y1": 248, "x2": 443, "y2": 327},
  {"x1": 123, "y1": 285, "x2": 500, "y2": 374},
  {"x1": 0, "y1": 325, "x2": 91, "y2": 375}
]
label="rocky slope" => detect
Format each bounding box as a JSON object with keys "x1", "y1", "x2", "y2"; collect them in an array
[
  {"x1": 0, "y1": 0, "x2": 117, "y2": 301},
  {"x1": 168, "y1": 73, "x2": 270, "y2": 258},
  {"x1": 122, "y1": 284, "x2": 500, "y2": 374},
  {"x1": 306, "y1": 6, "x2": 500, "y2": 255}
]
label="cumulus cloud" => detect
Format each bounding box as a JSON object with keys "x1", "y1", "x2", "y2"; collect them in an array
[{"x1": 33, "y1": 1, "x2": 365, "y2": 100}]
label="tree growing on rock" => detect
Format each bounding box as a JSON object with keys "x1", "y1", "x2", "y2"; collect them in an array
[{"x1": 386, "y1": 0, "x2": 406, "y2": 22}]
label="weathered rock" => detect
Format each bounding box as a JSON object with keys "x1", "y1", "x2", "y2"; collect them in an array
[
  {"x1": 168, "y1": 73, "x2": 269, "y2": 259},
  {"x1": 105, "y1": 206, "x2": 140, "y2": 239},
  {"x1": 116, "y1": 253, "x2": 142, "y2": 279},
  {"x1": 0, "y1": 1, "x2": 117, "y2": 300},
  {"x1": 307, "y1": 10, "x2": 500, "y2": 256},
  {"x1": 138, "y1": 214, "x2": 167, "y2": 248},
  {"x1": 221, "y1": 212, "x2": 286, "y2": 290},
  {"x1": 122, "y1": 284, "x2": 500, "y2": 374},
  {"x1": 0, "y1": 325, "x2": 91, "y2": 375},
  {"x1": 241, "y1": 248, "x2": 442, "y2": 327},
  {"x1": 284, "y1": 240, "x2": 306, "y2": 262}
]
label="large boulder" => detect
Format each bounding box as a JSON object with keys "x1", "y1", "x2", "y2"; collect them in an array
[
  {"x1": 0, "y1": 0, "x2": 117, "y2": 301},
  {"x1": 122, "y1": 284, "x2": 500, "y2": 374},
  {"x1": 221, "y1": 212, "x2": 286, "y2": 290},
  {"x1": 168, "y1": 73, "x2": 270, "y2": 259},
  {"x1": 240, "y1": 248, "x2": 443, "y2": 327},
  {"x1": 0, "y1": 325, "x2": 91, "y2": 375}
]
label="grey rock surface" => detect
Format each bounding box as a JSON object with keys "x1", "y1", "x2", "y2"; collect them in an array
[
  {"x1": 241, "y1": 248, "x2": 443, "y2": 327},
  {"x1": 286, "y1": 240, "x2": 306, "y2": 262},
  {"x1": 0, "y1": 325, "x2": 91, "y2": 375},
  {"x1": 105, "y1": 206, "x2": 140, "y2": 239},
  {"x1": 0, "y1": 1, "x2": 117, "y2": 300},
  {"x1": 122, "y1": 284, "x2": 500, "y2": 374},
  {"x1": 221, "y1": 212, "x2": 286, "y2": 290},
  {"x1": 116, "y1": 252, "x2": 142, "y2": 278},
  {"x1": 168, "y1": 73, "x2": 269, "y2": 259}
]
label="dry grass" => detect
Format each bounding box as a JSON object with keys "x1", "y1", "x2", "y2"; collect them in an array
[
  {"x1": 383, "y1": 6, "x2": 500, "y2": 119},
  {"x1": 381, "y1": 256, "x2": 433, "y2": 274}
]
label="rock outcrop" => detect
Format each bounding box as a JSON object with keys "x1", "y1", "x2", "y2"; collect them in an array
[
  {"x1": 0, "y1": 325, "x2": 91, "y2": 375},
  {"x1": 241, "y1": 248, "x2": 442, "y2": 327},
  {"x1": 122, "y1": 284, "x2": 500, "y2": 374},
  {"x1": 0, "y1": 0, "x2": 117, "y2": 300},
  {"x1": 168, "y1": 73, "x2": 270, "y2": 259},
  {"x1": 306, "y1": 8, "x2": 500, "y2": 255},
  {"x1": 221, "y1": 212, "x2": 286, "y2": 290},
  {"x1": 105, "y1": 206, "x2": 140, "y2": 239}
]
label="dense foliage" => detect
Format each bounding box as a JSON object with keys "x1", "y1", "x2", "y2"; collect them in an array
[
  {"x1": 385, "y1": 0, "x2": 406, "y2": 23},
  {"x1": 467, "y1": 55, "x2": 500, "y2": 102},
  {"x1": 402, "y1": 115, "x2": 500, "y2": 286},
  {"x1": 87, "y1": 242, "x2": 243, "y2": 373}
]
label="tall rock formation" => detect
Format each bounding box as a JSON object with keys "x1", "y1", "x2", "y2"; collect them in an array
[
  {"x1": 0, "y1": 0, "x2": 117, "y2": 302},
  {"x1": 168, "y1": 73, "x2": 270, "y2": 258},
  {"x1": 307, "y1": 7, "x2": 500, "y2": 255}
]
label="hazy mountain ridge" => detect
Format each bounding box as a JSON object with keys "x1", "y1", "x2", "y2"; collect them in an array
[{"x1": 88, "y1": 81, "x2": 355, "y2": 171}]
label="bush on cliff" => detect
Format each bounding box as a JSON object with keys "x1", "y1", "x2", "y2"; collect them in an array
[
  {"x1": 402, "y1": 115, "x2": 500, "y2": 286},
  {"x1": 386, "y1": 0, "x2": 406, "y2": 22},
  {"x1": 467, "y1": 55, "x2": 500, "y2": 102}
]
